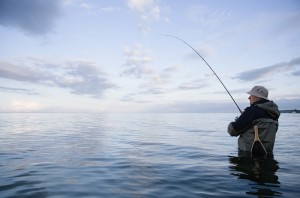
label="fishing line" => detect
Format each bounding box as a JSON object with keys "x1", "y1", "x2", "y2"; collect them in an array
[{"x1": 161, "y1": 34, "x2": 242, "y2": 114}]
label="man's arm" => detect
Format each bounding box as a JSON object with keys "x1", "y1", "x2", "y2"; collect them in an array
[{"x1": 228, "y1": 106, "x2": 256, "y2": 136}]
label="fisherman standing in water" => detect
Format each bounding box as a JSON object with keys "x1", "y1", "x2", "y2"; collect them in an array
[
  {"x1": 162, "y1": 35, "x2": 281, "y2": 156},
  {"x1": 228, "y1": 86, "x2": 280, "y2": 156}
]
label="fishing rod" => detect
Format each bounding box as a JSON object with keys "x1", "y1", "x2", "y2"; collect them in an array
[{"x1": 161, "y1": 34, "x2": 242, "y2": 114}]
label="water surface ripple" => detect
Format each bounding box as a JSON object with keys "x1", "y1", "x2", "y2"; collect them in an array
[{"x1": 0, "y1": 113, "x2": 299, "y2": 197}]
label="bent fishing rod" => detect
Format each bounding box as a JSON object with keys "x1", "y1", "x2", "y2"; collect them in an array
[{"x1": 161, "y1": 34, "x2": 242, "y2": 114}]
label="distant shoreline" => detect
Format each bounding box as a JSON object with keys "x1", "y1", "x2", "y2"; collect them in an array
[{"x1": 280, "y1": 109, "x2": 300, "y2": 113}]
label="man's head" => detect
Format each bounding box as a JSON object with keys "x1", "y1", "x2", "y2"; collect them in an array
[{"x1": 247, "y1": 86, "x2": 268, "y2": 105}]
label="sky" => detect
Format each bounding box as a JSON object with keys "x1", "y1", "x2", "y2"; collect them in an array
[{"x1": 0, "y1": 0, "x2": 299, "y2": 113}]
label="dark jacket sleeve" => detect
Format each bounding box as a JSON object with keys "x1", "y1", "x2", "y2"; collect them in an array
[
  {"x1": 228, "y1": 99, "x2": 278, "y2": 137},
  {"x1": 230, "y1": 103, "x2": 272, "y2": 133},
  {"x1": 232, "y1": 107, "x2": 256, "y2": 131},
  {"x1": 227, "y1": 107, "x2": 255, "y2": 136}
]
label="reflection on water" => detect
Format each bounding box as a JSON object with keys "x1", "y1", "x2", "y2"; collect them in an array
[
  {"x1": 228, "y1": 152, "x2": 281, "y2": 197},
  {"x1": 1, "y1": 113, "x2": 299, "y2": 197}
]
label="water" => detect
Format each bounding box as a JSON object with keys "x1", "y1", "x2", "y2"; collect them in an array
[{"x1": 0, "y1": 113, "x2": 299, "y2": 197}]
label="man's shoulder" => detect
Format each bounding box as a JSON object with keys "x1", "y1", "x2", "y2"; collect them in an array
[{"x1": 244, "y1": 105, "x2": 258, "y2": 113}]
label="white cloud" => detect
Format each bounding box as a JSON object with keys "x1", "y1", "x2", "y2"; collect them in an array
[
  {"x1": 127, "y1": 0, "x2": 157, "y2": 13},
  {"x1": 122, "y1": 44, "x2": 155, "y2": 77},
  {"x1": 0, "y1": 58, "x2": 116, "y2": 98},
  {"x1": 127, "y1": 0, "x2": 163, "y2": 33}
]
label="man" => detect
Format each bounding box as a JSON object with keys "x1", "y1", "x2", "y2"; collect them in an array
[{"x1": 228, "y1": 86, "x2": 280, "y2": 155}]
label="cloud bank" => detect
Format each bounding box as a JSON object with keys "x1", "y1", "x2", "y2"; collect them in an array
[
  {"x1": 234, "y1": 57, "x2": 300, "y2": 81},
  {"x1": 0, "y1": 0, "x2": 62, "y2": 35},
  {"x1": 0, "y1": 86, "x2": 39, "y2": 95},
  {"x1": 0, "y1": 59, "x2": 115, "y2": 98}
]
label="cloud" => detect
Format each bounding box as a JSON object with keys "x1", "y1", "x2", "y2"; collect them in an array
[
  {"x1": 143, "y1": 65, "x2": 180, "y2": 86},
  {"x1": 0, "y1": 60, "x2": 50, "y2": 83},
  {"x1": 178, "y1": 79, "x2": 207, "y2": 90},
  {"x1": 121, "y1": 44, "x2": 155, "y2": 77},
  {"x1": 57, "y1": 61, "x2": 115, "y2": 97},
  {"x1": 234, "y1": 57, "x2": 300, "y2": 81},
  {"x1": 139, "y1": 87, "x2": 165, "y2": 95},
  {"x1": 127, "y1": 0, "x2": 160, "y2": 19},
  {"x1": 0, "y1": 86, "x2": 39, "y2": 95},
  {"x1": 120, "y1": 84, "x2": 169, "y2": 104},
  {"x1": 127, "y1": 0, "x2": 165, "y2": 33},
  {"x1": 162, "y1": 65, "x2": 179, "y2": 73},
  {"x1": 292, "y1": 70, "x2": 300, "y2": 76},
  {"x1": 0, "y1": 58, "x2": 115, "y2": 98},
  {"x1": 0, "y1": 0, "x2": 62, "y2": 35}
]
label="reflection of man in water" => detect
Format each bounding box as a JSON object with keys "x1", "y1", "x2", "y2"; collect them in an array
[{"x1": 228, "y1": 154, "x2": 281, "y2": 196}]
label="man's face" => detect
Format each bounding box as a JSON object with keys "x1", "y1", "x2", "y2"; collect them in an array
[{"x1": 248, "y1": 95, "x2": 258, "y2": 105}]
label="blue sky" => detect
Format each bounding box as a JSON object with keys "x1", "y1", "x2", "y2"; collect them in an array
[{"x1": 0, "y1": 0, "x2": 299, "y2": 113}]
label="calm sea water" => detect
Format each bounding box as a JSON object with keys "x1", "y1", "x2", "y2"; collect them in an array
[{"x1": 0, "y1": 113, "x2": 299, "y2": 197}]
